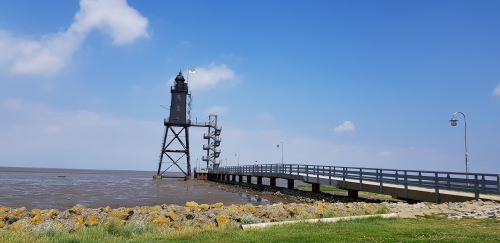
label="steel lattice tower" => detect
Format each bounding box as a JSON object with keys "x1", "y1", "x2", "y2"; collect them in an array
[
  {"x1": 156, "y1": 72, "x2": 192, "y2": 179},
  {"x1": 155, "y1": 72, "x2": 222, "y2": 180}
]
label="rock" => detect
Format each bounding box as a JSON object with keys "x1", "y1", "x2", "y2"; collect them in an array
[
  {"x1": 11, "y1": 207, "x2": 27, "y2": 218},
  {"x1": 150, "y1": 205, "x2": 162, "y2": 212},
  {"x1": 86, "y1": 215, "x2": 100, "y2": 226},
  {"x1": 185, "y1": 213, "x2": 195, "y2": 220},
  {"x1": 68, "y1": 204, "x2": 86, "y2": 214},
  {"x1": 74, "y1": 215, "x2": 84, "y2": 228},
  {"x1": 102, "y1": 206, "x2": 112, "y2": 213},
  {"x1": 227, "y1": 205, "x2": 240, "y2": 212},
  {"x1": 30, "y1": 214, "x2": 43, "y2": 225},
  {"x1": 199, "y1": 204, "x2": 210, "y2": 211},
  {"x1": 0, "y1": 221, "x2": 4, "y2": 229},
  {"x1": 215, "y1": 215, "x2": 229, "y2": 227},
  {"x1": 108, "y1": 208, "x2": 134, "y2": 220},
  {"x1": 153, "y1": 215, "x2": 169, "y2": 226},
  {"x1": 0, "y1": 206, "x2": 9, "y2": 212},
  {"x1": 185, "y1": 201, "x2": 199, "y2": 208},
  {"x1": 0, "y1": 213, "x2": 6, "y2": 222},
  {"x1": 31, "y1": 209, "x2": 41, "y2": 216},
  {"x1": 45, "y1": 209, "x2": 59, "y2": 219},
  {"x1": 210, "y1": 202, "x2": 224, "y2": 209},
  {"x1": 185, "y1": 201, "x2": 201, "y2": 212},
  {"x1": 238, "y1": 204, "x2": 257, "y2": 214},
  {"x1": 166, "y1": 210, "x2": 177, "y2": 221}
]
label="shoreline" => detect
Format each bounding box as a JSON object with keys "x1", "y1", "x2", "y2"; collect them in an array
[{"x1": 1, "y1": 199, "x2": 499, "y2": 233}]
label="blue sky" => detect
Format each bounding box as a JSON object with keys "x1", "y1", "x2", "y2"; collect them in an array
[{"x1": 0, "y1": 0, "x2": 499, "y2": 173}]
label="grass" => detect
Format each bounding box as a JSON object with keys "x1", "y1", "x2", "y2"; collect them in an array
[
  {"x1": 296, "y1": 184, "x2": 395, "y2": 201},
  {"x1": 1, "y1": 218, "x2": 499, "y2": 242}
]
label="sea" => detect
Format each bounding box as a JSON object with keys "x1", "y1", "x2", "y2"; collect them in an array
[{"x1": 0, "y1": 167, "x2": 271, "y2": 210}]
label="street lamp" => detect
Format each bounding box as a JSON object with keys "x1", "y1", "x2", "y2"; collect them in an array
[
  {"x1": 234, "y1": 153, "x2": 240, "y2": 166},
  {"x1": 449, "y1": 111, "x2": 469, "y2": 178},
  {"x1": 276, "y1": 141, "x2": 284, "y2": 165}
]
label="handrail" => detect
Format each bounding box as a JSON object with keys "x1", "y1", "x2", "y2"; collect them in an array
[{"x1": 209, "y1": 163, "x2": 500, "y2": 198}]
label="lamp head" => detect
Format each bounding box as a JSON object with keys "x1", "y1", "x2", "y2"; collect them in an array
[{"x1": 449, "y1": 118, "x2": 458, "y2": 127}]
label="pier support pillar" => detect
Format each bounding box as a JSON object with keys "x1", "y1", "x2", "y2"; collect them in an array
[
  {"x1": 270, "y1": 177, "x2": 276, "y2": 187},
  {"x1": 312, "y1": 183, "x2": 320, "y2": 193},
  {"x1": 257, "y1": 176, "x2": 263, "y2": 185},
  {"x1": 239, "y1": 175, "x2": 243, "y2": 183},
  {"x1": 348, "y1": 190, "x2": 359, "y2": 199},
  {"x1": 246, "y1": 176, "x2": 252, "y2": 184},
  {"x1": 287, "y1": 179, "x2": 294, "y2": 189}
]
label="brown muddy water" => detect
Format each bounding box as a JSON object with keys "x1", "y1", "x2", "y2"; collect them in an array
[{"x1": 0, "y1": 167, "x2": 272, "y2": 210}]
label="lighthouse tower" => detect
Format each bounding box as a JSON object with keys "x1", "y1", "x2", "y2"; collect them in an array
[{"x1": 156, "y1": 72, "x2": 192, "y2": 179}]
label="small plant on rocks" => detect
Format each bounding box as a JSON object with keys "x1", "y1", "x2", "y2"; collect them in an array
[
  {"x1": 240, "y1": 214, "x2": 259, "y2": 225},
  {"x1": 375, "y1": 204, "x2": 389, "y2": 214}
]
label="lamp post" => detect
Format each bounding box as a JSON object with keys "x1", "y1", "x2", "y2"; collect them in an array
[
  {"x1": 449, "y1": 111, "x2": 469, "y2": 179},
  {"x1": 234, "y1": 153, "x2": 240, "y2": 166},
  {"x1": 276, "y1": 141, "x2": 284, "y2": 165}
]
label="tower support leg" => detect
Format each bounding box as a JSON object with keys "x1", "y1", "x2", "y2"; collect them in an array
[
  {"x1": 185, "y1": 126, "x2": 191, "y2": 178},
  {"x1": 156, "y1": 126, "x2": 169, "y2": 179}
]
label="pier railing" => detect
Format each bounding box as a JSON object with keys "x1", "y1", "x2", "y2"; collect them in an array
[{"x1": 210, "y1": 164, "x2": 500, "y2": 198}]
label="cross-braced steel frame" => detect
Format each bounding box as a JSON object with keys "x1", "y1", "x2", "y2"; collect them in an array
[{"x1": 156, "y1": 123, "x2": 191, "y2": 179}]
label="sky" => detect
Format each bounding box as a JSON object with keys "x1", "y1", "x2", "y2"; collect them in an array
[{"x1": 0, "y1": 0, "x2": 499, "y2": 173}]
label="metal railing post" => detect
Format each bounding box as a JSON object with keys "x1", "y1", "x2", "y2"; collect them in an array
[
  {"x1": 379, "y1": 169, "x2": 384, "y2": 193},
  {"x1": 306, "y1": 165, "x2": 309, "y2": 181},
  {"x1": 329, "y1": 166, "x2": 332, "y2": 185},
  {"x1": 447, "y1": 173, "x2": 450, "y2": 189},
  {"x1": 317, "y1": 166, "x2": 319, "y2": 183},
  {"x1": 343, "y1": 167, "x2": 346, "y2": 187},
  {"x1": 434, "y1": 172, "x2": 440, "y2": 203},
  {"x1": 474, "y1": 174, "x2": 479, "y2": 200},
  {"x1": 359, "y1": 168, "x2": 363, "y2": 190},
  {"x1": 497, "y1": 175, "x2": 500, "y2": 194},
  {"x1": 404, "y1": 170, "x2": 408, "y2": 198}
]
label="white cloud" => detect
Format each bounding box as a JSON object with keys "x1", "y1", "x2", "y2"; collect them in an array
[
  {"x1": 334, "y1": 121, "x2": 356, "y2": 134},
  {"x1": 493, "y1": 83, "x2": 500, "y2": 97},
  {"x1": 0, "y1": 0, "x2": 148, "y2": 76},
  {"x1": 187, "y1": 64, "x2": 237, "y2": 91},
  {"x1": 206, "y1": 106, "x2": 227, "y2": 115}
]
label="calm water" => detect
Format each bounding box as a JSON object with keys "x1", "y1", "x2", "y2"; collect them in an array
[{"x1": 0, "y1": 167, "x2": 270, "y2": 210}]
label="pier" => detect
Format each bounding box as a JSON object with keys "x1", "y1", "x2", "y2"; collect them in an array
[{"x1": 209, "y1": 164, "x2": 500, "y2": 203}]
